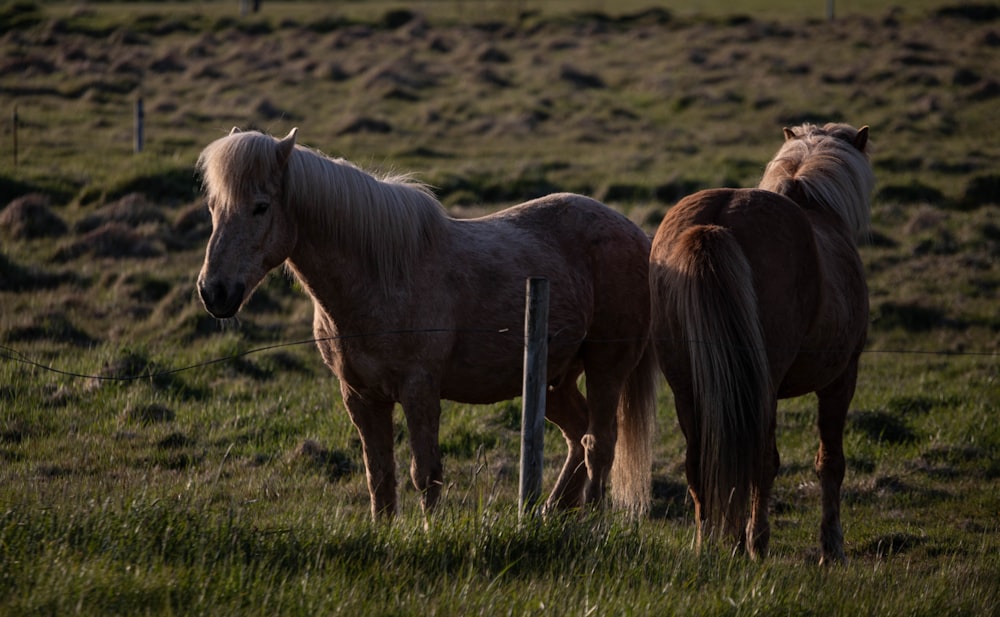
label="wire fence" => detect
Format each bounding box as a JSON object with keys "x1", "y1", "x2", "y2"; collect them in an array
[{"x1": 1, "y1": 327, "x2": 995, "y2": 384}]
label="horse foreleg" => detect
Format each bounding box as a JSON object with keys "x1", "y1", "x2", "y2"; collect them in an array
[
  {"x1": 399, "y1": 395, "x2": 444, "y2": 516},
  {"x1": 815, "y1": 364, "x2": 857, "y2": 565},
  {"x1": 343, "y1": 391, "x2": 397, "y2": 519},
  {"x1": 543, "y1": 382, "x2": 589, "y2": 511}
]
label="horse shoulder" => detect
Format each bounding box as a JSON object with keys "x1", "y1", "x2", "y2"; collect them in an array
[{"x1": 807, "y1": 212, "x2": 869, "y2": 325}]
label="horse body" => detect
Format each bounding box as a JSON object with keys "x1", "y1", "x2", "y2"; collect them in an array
[
  {"x1": 300, "y1": 194, "x2": 641, "y2": 404},
  {"x1": 197, "y1": 128, "x2": 657, "y2": 520},
  {"x1": 650, "y1": 123, "x2": 873, "y2": 563}
]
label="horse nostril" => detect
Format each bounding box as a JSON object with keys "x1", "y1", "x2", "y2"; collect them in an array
[
  {"x1": 212, "y1": 280, "x2": 229, "y2": 305},
  {"x1": 198, "y1": 279, "x2": 245, "y2": 318},
  {"x1": 199, "y1": 280, "x2": 228, "y2": 311}
]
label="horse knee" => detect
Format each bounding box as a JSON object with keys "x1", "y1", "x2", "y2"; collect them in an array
[
  {"x1": 583, "y1": 433, "x2": 615, "y2": 474},
  {"x1": 814, "y1": 446, "x2": 845, "y2": 482}
]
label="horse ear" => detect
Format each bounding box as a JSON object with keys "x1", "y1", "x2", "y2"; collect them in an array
[
  {"x1": 853, "y1": 125, "x2": 869, "y2": 152},
  {"x1": 229, "y1": 126, "x2": 242, "y2": 135},
  {"x1": 783, "y1": 127, "x2": 797, "y2": 141},
  {"x1": 276, "y1": 127, "x2": 298, "y2": 167}
]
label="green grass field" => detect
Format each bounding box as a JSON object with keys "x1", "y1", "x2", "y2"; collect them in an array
[{"x1": 1, "y1": 1, "x2": 998, "y2": 615}]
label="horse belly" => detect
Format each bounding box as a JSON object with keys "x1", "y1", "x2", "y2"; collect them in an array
[
  {"x1": 439, "y1": 357, "x2": 523, "y2": 403},
  {"x1": 778, "y1": 356, "x2": 850, "y2": 399},
  {"x1": 776, "y1": 312, "x2": 866, "y2": 399},
  {"x1": 438, "y1": 333, "x2": 581, "y2": 404}
]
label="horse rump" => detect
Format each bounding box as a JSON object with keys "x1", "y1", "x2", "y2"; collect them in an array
[{"x1": 651, "y1": 222, "x2": 771, "y2": 545}]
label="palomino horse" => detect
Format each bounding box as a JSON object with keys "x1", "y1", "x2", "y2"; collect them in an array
[
  {"x1": 196, "y1": 128, "x2": 657, "y2": 519},
  {"x1": 649, "y1": 122, "x2": 874, "y2": 563}
]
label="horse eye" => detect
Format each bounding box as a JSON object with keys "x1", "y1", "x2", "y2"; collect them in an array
[{"x1": 252, "y1": 201, "x2": 269, "y2": 216}]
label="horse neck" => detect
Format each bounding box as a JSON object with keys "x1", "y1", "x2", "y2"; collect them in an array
[
  {"x1": 283, "y1": 153, "x2": 446, "y2": 317},
  {"x1": 760, "y1": 158, "x2": 872, "y2": 241}
]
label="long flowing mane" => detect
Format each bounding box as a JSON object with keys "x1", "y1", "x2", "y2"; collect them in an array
[
  {"x1": 198, "y1": 130, "x2": 447, "y2": 292},
  {"x1": 758, "y1": 122, "x2": 874, "y2": 239}
]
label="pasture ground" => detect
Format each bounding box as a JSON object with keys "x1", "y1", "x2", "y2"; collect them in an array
[{"x1": 1, "y1": 1, "x2": 998, "y2": 615}]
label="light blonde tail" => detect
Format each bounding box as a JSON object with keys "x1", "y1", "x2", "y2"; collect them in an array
[
  {"x1": 611, "y1": 342, "x2": 658, "y2": 516},
  {"x1": 671, "y1": 225, "x2": 771, "y2": 541}
]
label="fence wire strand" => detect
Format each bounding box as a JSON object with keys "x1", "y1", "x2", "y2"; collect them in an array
[{"x1": 1, "y1": 327, "x2": 996, "y2": 384}]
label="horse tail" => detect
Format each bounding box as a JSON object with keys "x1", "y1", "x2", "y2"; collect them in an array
[
  {"x1": 669, "y1": 225, "x2": 771, "y2": 542},
  {"x1": 611, "y1": 340, "x2": 658, "y2": 516}
]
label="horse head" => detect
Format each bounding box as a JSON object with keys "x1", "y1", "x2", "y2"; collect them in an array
[
  {"x1": 783, "y1": 122, "x2": 869, "y2": 153},
  {"x1": 763, "y1": 122, "x2": 874, "y2": 239},
  {"x1": 197, "y1": 128, "x2": 299, "y2": 318}
]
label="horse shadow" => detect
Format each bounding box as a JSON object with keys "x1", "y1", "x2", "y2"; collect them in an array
[{"x1": 649, "y1": 477, "x2": 690, "y2": 521}]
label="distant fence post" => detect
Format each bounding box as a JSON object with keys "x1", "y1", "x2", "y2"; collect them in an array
[
  {"x1": 239, "y1": 0, "x2": 260, "y2": 17},
  {"x1": 134, "y1": 97, "x2": 144, "y2": 154},
  {"x1": 519, "y1": 277, "x2": 549, "y2": 519},
  {"x1": 11, "y1": 105, "x2": 17, "y2": 167},
  {"x1": 827, "y1": 0, "x2": 835, "y2": 20}
]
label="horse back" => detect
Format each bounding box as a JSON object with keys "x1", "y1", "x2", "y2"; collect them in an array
[
  {"x1": 516, "y1": 193, "x2": 650, "y2": 327},
  {"x1": 467, "y1": 192, "x2": 651, "y2": 309},
  {"x1": 437, "y1": 193, "x2": 651, "y2": 402},
  {"x1": 653, "y1": 188, "x2": 859, "y2": 395}
]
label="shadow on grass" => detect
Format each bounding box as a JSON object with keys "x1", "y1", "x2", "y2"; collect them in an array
[{"x1": 848, "y1": 410, "x2": 919, "y2": 445}]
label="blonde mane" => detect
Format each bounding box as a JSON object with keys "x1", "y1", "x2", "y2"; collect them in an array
[
  {"x1": 758, "y1": 123, "x2": 875, "y2": 240},
  {"x1": 198, "y1": 131, "x2": 447, "y2": 293}
]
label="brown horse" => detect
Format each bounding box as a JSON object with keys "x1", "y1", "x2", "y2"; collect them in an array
[
  {"x1": 649, "y1": 122, "x2": 874, "y2": 563},
  {"x1": 196, "y1": 128, "x2": 657, "y2": 520}
]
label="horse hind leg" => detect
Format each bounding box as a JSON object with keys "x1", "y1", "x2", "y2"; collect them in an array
[
  {"x1": 815, "y1": 363, "x2": 858, "y2": 565},
  {"x1": 543, "y1": 379, "x2": 589, "y2": 512},
  {"x1": 746, "y1": 430, "x2": 780, "y2": 560},
  {"x1": 670, "y1": 389, "x2": 708, "y2": 551},
  {"x1": 581, "y1": 373, "x2": 626, "y2": 506}
]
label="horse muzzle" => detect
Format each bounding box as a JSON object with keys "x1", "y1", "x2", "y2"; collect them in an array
[{"x1": 197, "y1": 278, "x2": 246, "y2": 319}]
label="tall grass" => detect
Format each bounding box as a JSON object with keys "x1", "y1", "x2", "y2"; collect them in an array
[
  {"x1": 2, "y1": 342, "x2": 998, "y2": 615},
  {"x1": 2, "y1": 496, "x2": 997, "y2": 615}
]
